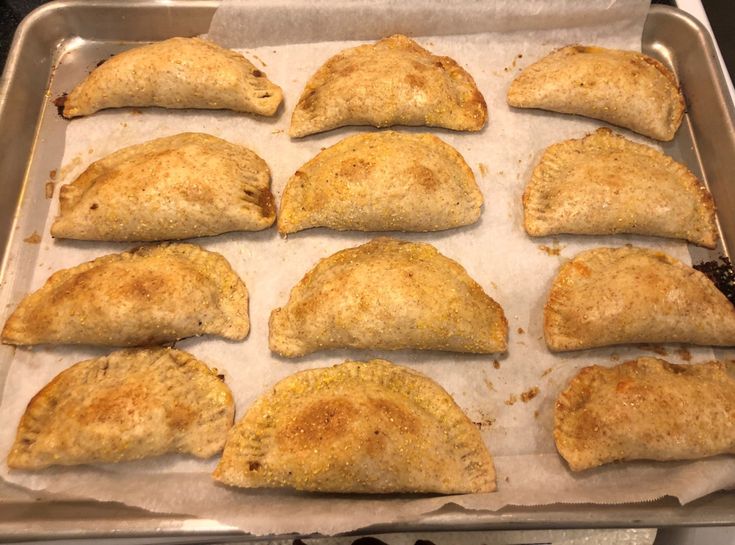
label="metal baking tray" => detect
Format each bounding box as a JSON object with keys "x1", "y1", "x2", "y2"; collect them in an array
[{"x1": 1, "y1": 1, "x2": 735, "y2": 541}]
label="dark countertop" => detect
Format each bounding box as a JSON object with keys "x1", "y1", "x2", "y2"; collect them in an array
[{"x1": 0, "y1": 0, "x2": 733, "y2": 81}]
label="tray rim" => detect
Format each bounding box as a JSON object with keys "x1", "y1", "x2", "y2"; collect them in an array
[{"x1": 1, "y1": 1, "x2": 735, "y2": 540}]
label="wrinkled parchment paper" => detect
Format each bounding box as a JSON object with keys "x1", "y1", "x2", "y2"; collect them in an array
[{"x1": 1, "y1": 0, "x2": 734, "y2": 535}]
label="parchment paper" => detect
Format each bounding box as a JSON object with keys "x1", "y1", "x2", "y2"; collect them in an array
[{"x1": 1, "y1": 0, "x2": 734, "y2": 535}]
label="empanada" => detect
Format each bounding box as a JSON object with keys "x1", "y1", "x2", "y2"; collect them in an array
[
  {"x1": 214, "y1": 359, "x2": 495, "y2": 493},
  {"x1": 278, "y1": 131, "x2": 483, "y2": 234},
  {"x1": 269, "y1": 238, "x2": 507, "y2": 357},
  {"x1": 555, "y1": 357, "x2": 735, "y2": 471},
  {"x1": 544, "y1": 246, "x2": 735, "y2": 351},
  {"x1": 63, "y1": 37, "x2": 283, "y2": 118},
  {"x1": 508, "y1": 45, "x2": 685, "y2": 141},
  {"x1": 524, "y1": 128, "x2": 717, "y2": 248},
  {"x1": 8, "y1": 348, "x2": 234, "y2": 469},
  {"x1": 289, "y1": 34, "x2": 487, "y2": 137},
  {"x1": 51, "y1": 133, "x2": 275, "y2": 241},
  {"x1": 1, "y1": 243, "x2": 249, "y2": 346}
]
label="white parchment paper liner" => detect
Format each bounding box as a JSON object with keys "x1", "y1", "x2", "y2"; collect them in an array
[{"x1": 1, "y1": 0, "x2": 734, "y2": 535}]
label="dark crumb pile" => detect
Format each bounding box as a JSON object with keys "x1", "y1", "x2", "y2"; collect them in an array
[
  {"x1": 694, "y1": 256, "x2": 735, "y2": 306},
  {"x1": 53, "y1": 93, "x2": 67, "y2": 117}
]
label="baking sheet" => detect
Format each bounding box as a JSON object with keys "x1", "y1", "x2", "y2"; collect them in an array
[{"x1": 1, "y1": 0, "x2": 735, "y2": 536}]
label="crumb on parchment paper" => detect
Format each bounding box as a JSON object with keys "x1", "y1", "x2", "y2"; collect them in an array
[
  {"x1": 251, "y1": 53, "x2": 267, "y2": 67},
  {"x1": 641, "y1": 344, "x2": 668, "y2": 356},
  {"x1": 45, "y1": 182, "x2": 55, "y2": 199},
  {"x1": 675, "y1": 347, "x2": 692, "y2": 361},
  {"x1": 521, "y1": 386, "x2": 540, "y2": 402},
  {"x1": 23, "y1": 232, "x2": 41, "y2": 244},
  {"x1": 472, "y1": 413, "x2": 496, "y2": 430},
  {"x1": 538, "y1": 239, "x2": 566, "y2": 256}
]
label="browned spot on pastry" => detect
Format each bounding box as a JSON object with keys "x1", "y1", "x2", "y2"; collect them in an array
[
  {"x1": 78, "y1": 383, "x2": 150, "y2": 425},
  {"x1": 166, "y1": 403, "x2": 196, "y2": 430},
  {"x1": 337, "y1": 158, "x2": 373, "y2": 180},
  {"x1": 367, "y1": 397, "x2": 420, "y2": 434},
  {"x1": 570, "y1": 261, "x2": 591, "y2": 276},
  {"x1": 278, "y1": 397, "x2": 355, "y2": 449},
  {"x1": 407, "y1": 164, "x2": 439, "y2": 190},
  {"x1": 258, "y1": 188, "x2": 276, "y2": 218},
  {"x1": 248, "y1": 461, "x2": 261, "y2": 471},
  {"x1": 405, "y1": 73, "x2": 426, "y2": 88},
  {"x1": 615, "y1": 378, "x2": 636, "y2": 394},
  {"x1": 299, "y1": 89, "x2": 318, "y2": 112}
]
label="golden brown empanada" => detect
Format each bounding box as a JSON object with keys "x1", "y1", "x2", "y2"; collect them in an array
[
  {"x1": 269, "y1": 238, "x2": 507, "y2": 357},
  {"x1": 508, "y1": 45, "x2": 685, "y2": 141},
  {"x1": 555, "y1": 357, "x2": 735, "y2": 471},
  {"x1": 63, "y1": 37, "x2": 283, "y2": 118},
  {"x1": 278, "y1": 131, "x2": 483, "y2": 234},
  {"x1": 289, "y1": 34, "x2": 487, "y2": 137},
  {"x1": 51, "y1": 133, "x2": 275, "y2": 241},
  {"x1": 524, "y1": 128, "x2": 717, "y2": 248},
  {"x1": 544, "y1": 246, "x2": 735, "y2": 351},
  {"x1": 214, "y1": 359, "x2": 495, "y2": 493},
  {"x1": 1, "y1": 243, "x2": 249, "y2": 346},
  {"x1": 8, "y1": 348, "x2": 234, "y2": 469}
]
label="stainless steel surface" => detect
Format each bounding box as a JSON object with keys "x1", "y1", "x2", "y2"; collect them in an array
[
  {"x1": 0, "y1": 1, "x2": 734, "y2": 540},
  {"x1": 646, "y1": 6, "x2": 735, "y2": 261}
]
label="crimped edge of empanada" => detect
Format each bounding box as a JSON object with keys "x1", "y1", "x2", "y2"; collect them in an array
[
  {"x1": 8, "y1": 347, "x2": 235, "y2": 469},
  {"x1": 1, "y1": 243, "x2": 249, "y2": 345},
  {"x1": 277, "y1": 131, "x2": 483, "y2": 234},
  {"x1": 523, "y1": 128, "x2": 718, "y2": 248},
  {"x1": 213, "y1": 359, "x2": 496, "y2": 493}
]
